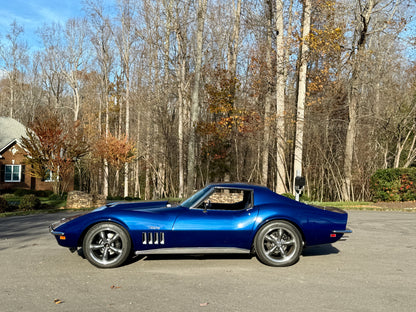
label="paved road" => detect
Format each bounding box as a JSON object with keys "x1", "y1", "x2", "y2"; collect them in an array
[{"x1": 0, "y1": 210, "x2": 415, "y2": 312}]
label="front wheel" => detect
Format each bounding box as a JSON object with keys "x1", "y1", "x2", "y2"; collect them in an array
[
  {"x1": 83, "y1": 223, "x2": 131, "y2": 268},
  {"x1": 254, "y1": 221, "x2": 302, "y2": 267}
]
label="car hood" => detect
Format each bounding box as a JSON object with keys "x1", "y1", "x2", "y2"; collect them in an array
[{"x1": 94, "y1": 200, "x2": 182, "y2": 214}]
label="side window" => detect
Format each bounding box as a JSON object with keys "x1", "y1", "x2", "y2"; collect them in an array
[{"x1": 197, "y1": 188, "x2": 252, "y2": 211}]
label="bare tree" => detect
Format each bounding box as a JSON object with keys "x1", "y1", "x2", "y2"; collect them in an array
[
  {"x1": 260, "y1": 0, "x2": 274, "y2": 187},
  {"x1": 0, "y1": 21, "x2": 28, "y2": 119},
  {"x1": 114, "y1": 0, "x2": 140, "y2": 197},
  {"x1": 293, "y1": 0, "x2": 311, "y2": 194},
  {"x1": 341, "y1": 0, "x2": 403, "y2": 200},
  {"x1": 187, "y1": 0, "x2": 208, "y2": 196},
  {"x1": 275, "y1": 0, "x2": 287, "y2": 194},
  {"x1": 84, "y1": 0, "x2": 115, "y2": 197}
]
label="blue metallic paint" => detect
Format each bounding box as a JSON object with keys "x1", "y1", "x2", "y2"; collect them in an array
[{"x1": 51, "y1": 183, "x2": 350, "y2": 256}]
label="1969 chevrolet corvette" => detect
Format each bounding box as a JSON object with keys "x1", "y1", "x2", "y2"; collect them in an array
[{"x1": 50, "y1": 183, "x2": 351, "y2": 268}]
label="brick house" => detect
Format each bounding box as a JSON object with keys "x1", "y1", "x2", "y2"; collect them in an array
[{"x1": 0, "y1": 117, "x2": 73, "y2": 192}]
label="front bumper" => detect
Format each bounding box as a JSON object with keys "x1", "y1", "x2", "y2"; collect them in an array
[{"x1": 49, "y1": 214, "x2": 85, "y2": 236}]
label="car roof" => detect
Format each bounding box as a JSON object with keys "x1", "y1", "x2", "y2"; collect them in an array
[{"x1": 207, "y1": 182, "x2": 270, "y2": 192}]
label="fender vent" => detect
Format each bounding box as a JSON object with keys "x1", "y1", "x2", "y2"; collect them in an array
[{"x1": 142, "y1": 232, "x2": 165, "y2": 245}]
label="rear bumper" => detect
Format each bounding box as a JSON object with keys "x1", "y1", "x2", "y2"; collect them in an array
[{"x1": 332, "y1": 229, "x2": 352, "y2": 234}]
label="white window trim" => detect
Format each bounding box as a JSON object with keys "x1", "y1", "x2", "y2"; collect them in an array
[{"x1": 5, "y1": 164, "x2": 22, "y2": 183}]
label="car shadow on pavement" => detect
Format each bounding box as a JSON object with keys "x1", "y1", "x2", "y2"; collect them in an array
[
  {"x1": 139, "y1": 254, "x2": 254, "y2": 262},
  {"x1": 302, "y1": 244, "x2": 339, "y2": 257},
  {"x1": 75, "y1": 248, "x2": 254, "y2": 267},
  {"x1": 76, "y1": 245, "x2": 339, "y2": 267}
]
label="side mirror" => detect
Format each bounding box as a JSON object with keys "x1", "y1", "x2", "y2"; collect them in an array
[{"x1": 204, "y1": 200, "x2": 211, "y2": 211}]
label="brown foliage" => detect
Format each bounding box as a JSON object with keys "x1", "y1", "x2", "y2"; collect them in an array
[
  {"x1": 93, "y1": 133, "x2": 136, "y2": 170},
  {"x1": 20, "y1": 112, "x2": 88, "y2": 195}
]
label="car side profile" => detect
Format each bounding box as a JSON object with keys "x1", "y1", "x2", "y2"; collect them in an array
[{"x1": 50, "y1": 183, "x2": 351, "y2": 268}]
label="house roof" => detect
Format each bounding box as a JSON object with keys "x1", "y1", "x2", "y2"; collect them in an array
[{"x1": 0, "y1": 117, "x2": 28, "y2": 154}]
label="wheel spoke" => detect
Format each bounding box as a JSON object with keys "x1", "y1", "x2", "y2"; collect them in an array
[
  {"x1": 265, "y1": 234, "x2": 275, "y2": 243},
  {"x1": 283, "y1": 239, "x2": 295, "y2": 246},
  {"x1": 102, "y1": 246, "x2": 110, "y2": 261},
  {"x1": 266, "y1": 245, "x2": 278, "y2": 255},
  {"x1": 278, "y1": 246, "x2": 287, "y2": 257},
  {"x1": 278, "y1": 228, "x2": 283, "y2": 239},
  {"x1": 109, "y1": 246, "x2": 122, "y2": 255},
  {"x1": 108, "y1": 233, "x2": 119, "y2": 244},
  {"x1": 90, "y1": 244, "x2": 104, "y2": 250},
  {"x1": 99, "y1": 231, "x2": 107, "y2": 241}
]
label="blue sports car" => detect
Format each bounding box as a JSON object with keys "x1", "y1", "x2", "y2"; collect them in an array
[{"x1": 50, "y1": 183, "x2": 351, "y2": 268}]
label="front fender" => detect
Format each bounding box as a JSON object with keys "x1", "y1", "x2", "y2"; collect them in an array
[{"x1": 52, "y1": 213, "x2": 132, "y2": 248}]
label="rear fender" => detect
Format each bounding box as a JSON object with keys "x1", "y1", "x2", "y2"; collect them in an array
[{"x1": 251, "y1": 216, "x2": 306, "y2": 248}]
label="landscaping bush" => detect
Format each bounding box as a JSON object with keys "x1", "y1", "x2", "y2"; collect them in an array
[
  {"x1": 19, "y1": 194, "x2": 41, "y2": 211},
  {"x1": 107, "y1": 196, "x2": 124, "y2": 200},
  {"x1": 300, "y1": 194, "x2": 311, "y2": 202},
  {"x1": 1, "y1": 193, "x2": 15, "y2": 200},
  {"x1": 35, "y1": 190, "x2": 54, "y2": 198},
  {"x1": 48, "y1": 193, "x2": 63, "y2": 201},
  {"x1": 14, "y1": 189, "x2": 35, "y2": 197},
  {"x1": 281, "y1": 193, "x2": 310, "y2": 202},
  {"x1": 281, "y1": 193, "x2": 295, "y2": 200},
  {"x1": 40, "y1": 203, "x2": 52, "y2": 210},
  {"x1": 370, "y1": 168, "x2": 416, "y2": 202},
  {"x1": 0, "y1": 197, "x2": 10, "y2": 213}
]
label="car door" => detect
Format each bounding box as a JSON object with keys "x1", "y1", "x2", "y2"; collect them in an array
[{"x1": 171, "y1": 188, "x2": 258, "y2": 250}]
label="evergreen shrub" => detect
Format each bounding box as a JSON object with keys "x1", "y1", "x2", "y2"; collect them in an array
[
  {"x1": 0, "y1": 197, "x2": 9, "y2": 213},
  {"x1": 370, "y1": 168, "x2": 416, "y2": 202},
  {"x1": 19, "y1": 194, "x2": 41, "y2": 211}
]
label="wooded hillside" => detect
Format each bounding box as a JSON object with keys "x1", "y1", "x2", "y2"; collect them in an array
[{"x1": 1, "y1": 0, "x2": 415, "y2": 201}]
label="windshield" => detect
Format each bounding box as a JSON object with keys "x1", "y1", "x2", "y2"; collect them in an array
[{"x1": 180, "y1": 186, "x2": 213, "y2": 208}]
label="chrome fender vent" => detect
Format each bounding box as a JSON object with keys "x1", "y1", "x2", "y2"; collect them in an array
[{"x1": 142, "y1": 232, "x2": 165, "y2": 245}]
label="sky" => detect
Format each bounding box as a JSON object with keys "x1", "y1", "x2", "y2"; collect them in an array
[
  {"x1": 0, "y1": 0, "x2": 415, "y2": 60},
  {"x1": 0, "y1": 0, "x2": 85, "y2": 48}
]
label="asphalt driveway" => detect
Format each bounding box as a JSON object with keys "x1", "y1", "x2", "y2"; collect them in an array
[{"x1": 0, "y1": 210, "x2": 415, "y2": 312}]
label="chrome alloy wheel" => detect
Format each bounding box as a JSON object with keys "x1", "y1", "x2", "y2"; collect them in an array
[
  {"x1": 255, "y1": 221, "x2": 302, "y2": 266},
  {"x1": 83, "y1": 223, "x2": 131, "y2": 268}
]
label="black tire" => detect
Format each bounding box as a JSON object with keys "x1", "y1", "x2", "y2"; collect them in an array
[
  {"x1": 83, "y1": 223, "x2": 131, "y2": 268},
  {"x1": 254, "y1": 221, "x2": 302, "y2": 267}
]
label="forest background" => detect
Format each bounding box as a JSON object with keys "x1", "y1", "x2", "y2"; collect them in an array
[{"x1": 1, "y1": 0, "x2": 415, "y2": 202}]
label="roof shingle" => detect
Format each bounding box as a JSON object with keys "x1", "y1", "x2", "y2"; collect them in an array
[{"x1": 0, "y1": 117, "x2": 27, "y2": 153}]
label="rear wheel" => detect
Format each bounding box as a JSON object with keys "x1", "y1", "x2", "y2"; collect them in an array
[
  {"x1": 83, "y1": 223, "x2": 131, "y2": 268},
  {"x1": 254, "y1": 221, "x2": 302, "y2": 267}
]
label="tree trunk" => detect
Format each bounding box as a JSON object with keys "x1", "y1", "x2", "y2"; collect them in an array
[
  {"x1": 124, "y1": 76, "x2": 130, "y2": 197},
  {"x1": 293, "y1": 0, "x2": 311, "y2": 195},
  {"x1": 342, "y1": 0, "x2": 375, "y2": 201},
  {"x1": 177, "y1": 40, "x2": 186, "y2": 197},
  {"x1": 186, "y1": 0, "x2": 207, "y2": 196},
  {"x1": 275, "y1": 0, "x2": 287, "y2": 194},
  {"x1": 261, "y1": 0, "x2": 274, "y2": 187}
]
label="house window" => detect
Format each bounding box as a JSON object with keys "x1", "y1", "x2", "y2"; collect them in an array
[
  {"x1": 44, "y1": 169, "x2": 53, "y2": 182},
  {"x1": 5, "y1": 165, "x2": 21, "y2": 182}
]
